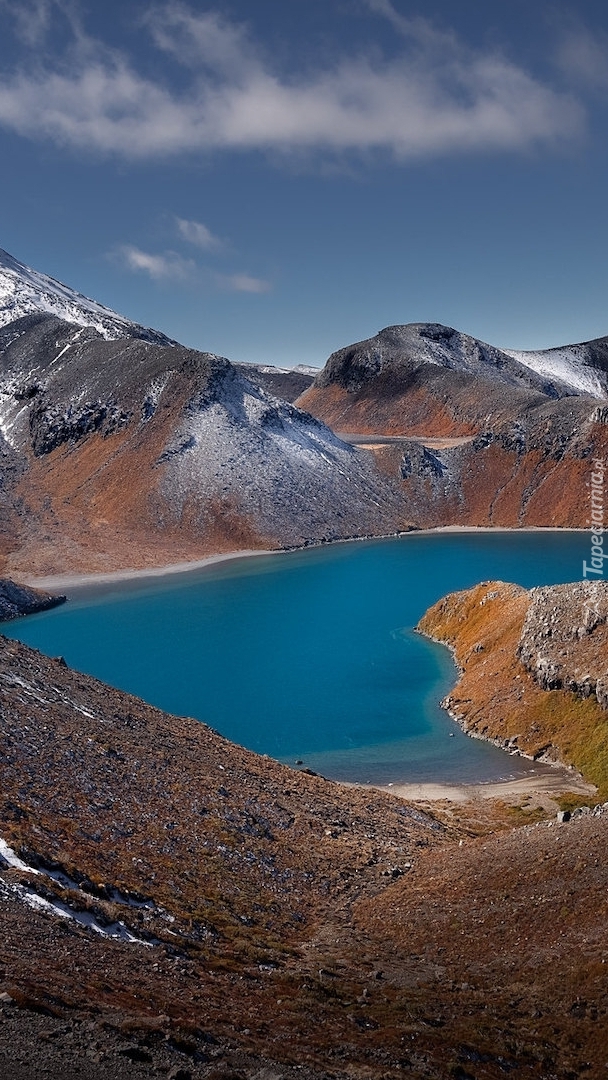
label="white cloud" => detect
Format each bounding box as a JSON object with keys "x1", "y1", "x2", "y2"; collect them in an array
[
  {"x1": 555, "y1": 25, "x2": 608, "y2": 89},
  {"x1": 0, "y1": 0, "x2": 52, "y2": 46},
  {"x1": 365, "y1": 0, "x2": 455, "y2": 49},
  {"x1": 114, "y1": 244, "x2": 270, "y2": 295},
  {"x1": 0, "y1": 2, "x2": 584, "y2": 161},
  {"x1": 116, "y1": 245, "x2": 194, "y2": 281},
  {"x1": 176, "y1": 216, "x2": 223, "y2": 251},
  {"x1": 146, "y1": 5, "x2": 258, "y2": 79},
  {"x1": 0, "y1": 0, "x2": 84, "y2": 49},
  {"x1": 222, "y1": 272, "x2": 272, "y2": 294}
]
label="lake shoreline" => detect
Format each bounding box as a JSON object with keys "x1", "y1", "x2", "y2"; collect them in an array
[
  {"x1": 21, "y1": 525, "x2": 586, "y2": 594},
  {"x1": 14, "y1": 527, "x2": 594, "y2": 809},
  {"x1": 373, "y1": 768, "x2": 596, "y2": 805}
]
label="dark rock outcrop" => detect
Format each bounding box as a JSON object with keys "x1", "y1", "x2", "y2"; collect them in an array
[{"x1": 0, "y1": 578, "x2": 65, "y2": 621}]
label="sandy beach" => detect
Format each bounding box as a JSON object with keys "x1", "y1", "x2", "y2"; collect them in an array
[
  {"x1": 22, "y1": 524, "x2": 586, "y2": 593},
  {"x1": 377, "y1": 769, "x2": 596, "y2": 804},
  {"x1": 21, "y1": 547, "x2": 280, "y2": 592}
]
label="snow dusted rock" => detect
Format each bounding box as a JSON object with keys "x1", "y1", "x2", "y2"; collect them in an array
[
  {"x1": 158, "y1": 357, "x2": 402, "y2": 546},
  {"x1": 503, "y1": 340, "x2": 608, "y2": 400},
  {"x1": 302, "y1": 322, "x2": 608, "y2": 404},
  {"x1": 233, "y1": 361, "x2": 316, "y2": 402},
  {"x1": 297, "y1": 322, "x2": 608, "y2": 530},
  {"x1": 0, "y1": 312, "x2": 405, "y2": 574},
  {"x1": 0, "y1": 247, "x2": 175, "y2": 344}
]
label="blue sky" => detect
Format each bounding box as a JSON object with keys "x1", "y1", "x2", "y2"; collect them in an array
[{"x1": 1, "y1": 0, "x2": 608, "y2": 366}]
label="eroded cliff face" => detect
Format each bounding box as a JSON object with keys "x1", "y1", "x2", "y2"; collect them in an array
[
  {"x1": 297, "y1": 324, "x2": 608, "y2": 528},
  {"x1": 518, "y1": 581, "x2": 608, "y2": 706},
  {"x1": 418, "y1": 580, "x2": 608, "y2": 797}
]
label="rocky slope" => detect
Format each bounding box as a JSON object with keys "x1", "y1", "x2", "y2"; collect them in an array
[
  {"x1": 0, "y1": 578, "x2": 65, "y2": 621},
  {"x1": 418, "y1": 579, "x2": 608, "y2": 799},
  {"x1": 0, "y1": 247, "x2": 175, "y2": 344},
  {"x1": 4, "y1": 245, "x2": 608, "y2": 577},
  {"x1": 0, "y1": 314, "x2": 405, "y2": 577},
  {"x1": 518, "y1": 580, "x2": 608, "y2": 706},
  {"x1": 0, "y1": 633, "x2": 607, "y2": 1078},
  {"x1": 298, "y1": 323, "x2": 608, "y2": 429},
  {"x1": 297, "y1": 324, "x2": 608, "y2": 528},
  {"x1": 234, "y1": 362, "x2": 317, "y2": 402},
  {"x1": 504, "y1": 338, "x2": 608, "y2": 398}
]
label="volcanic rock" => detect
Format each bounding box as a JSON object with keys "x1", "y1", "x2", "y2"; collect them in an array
[
  {"x1": 297, "y1": 324, "x2": 608, "y2": 529},
  {"x1": 0, "y1": 578, "x2": 65, "y2": 621}
]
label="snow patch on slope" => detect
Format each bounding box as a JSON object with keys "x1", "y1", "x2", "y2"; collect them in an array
[
  {"x1": 158, "y1": 364, "x2": 401, "y2": 542},
  {"x1": 0, "y1": 836, "x2": 154, "y2": 945},
  {"x1": 503, "y1": 346, "x2": 607, "y2": 399},
  {"x1": 0, "y1": 247, "x2": 173, "y2": 344}
]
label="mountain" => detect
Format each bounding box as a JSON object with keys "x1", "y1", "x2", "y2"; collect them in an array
[
  {"x1": 3, "y1": 243, "x2": 608, "y2": 579},
  {"x1": 2, "y1": 253, "x2": 608, "y2": 1077},
  {"x1": 0, "y1": 247, "x2": 176, "y2": 345},
  {"x1": 233, "y1": 361, "x2": 317, "y2": 402},
  {"x1": 0, "y1": 312, "x2": 404, "y2": 578},
  {"x1": 296, "y1": 322, "x2": 608, "y2": 437},
  {"x1": 296, "y1": 323, "x2": 608, "y2": 530}
]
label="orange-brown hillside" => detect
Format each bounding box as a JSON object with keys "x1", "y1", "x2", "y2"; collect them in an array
[
  {"x1": 0, "y1": 316, "x2": 405, "y2": 579},
  {"x1": 297, "y1": 324, "x2": 608, "y2": 529},
  {"x1": 1, "y1": 632, "x2": 608, "y2": 1077},
  {"x1": 418, "y1": 579, "x2": 608, "y2": 799}
]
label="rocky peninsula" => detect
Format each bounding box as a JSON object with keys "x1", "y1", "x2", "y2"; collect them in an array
[{"x1": 418, "y1": 578, "x2": 608, "y2": 800}]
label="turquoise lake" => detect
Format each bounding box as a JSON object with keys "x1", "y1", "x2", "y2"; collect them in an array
[{"x1": 5, "y1": 530, "x2": 588, "y2": 785}]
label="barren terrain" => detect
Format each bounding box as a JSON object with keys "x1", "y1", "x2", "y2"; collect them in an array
[
  {"x1": 2, "y1": 259, "x2": 608, "y2": 1077},
  {"x1": 0, "y1": 631, "x2": 607, "y2": 1078},
  {"x1": 298, "y1": 324, "x2": 608, "y2": 529}
]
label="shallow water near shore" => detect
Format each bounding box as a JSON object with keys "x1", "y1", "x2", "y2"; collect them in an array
[{"x1": 6, "y1": 531, "x2": 588, "y2": 784}]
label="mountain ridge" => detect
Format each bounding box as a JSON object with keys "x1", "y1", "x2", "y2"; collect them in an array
[
  {"x1": 2, "y1": 246, "x2": 608, "y2": 577},
  {"x1": 0, "y1": 247, "x2": 176, "y2": 346},
  {"x1": 0, "y1": 311, "x2": 406, "y2": 578},
  {"x1": 296, "y1": 322, "x2": 608, "y2": 531},
  {"x1": 300, "y1": 321, "x2": 608, "y2": 415}
]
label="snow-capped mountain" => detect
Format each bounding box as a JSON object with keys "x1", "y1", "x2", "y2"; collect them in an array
[
  {"x1": 306, "y1": 323, "x2": 608, "y2": 402},
  {"x1": 0, "y1": 310, "x2": 404, "y2": 577},
  {"x1": 0, "y1": 247, "x2": 175, "y2": 345},
  {"x1": 502, "y1": 342, "x2": 608, "y2": 399}
]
